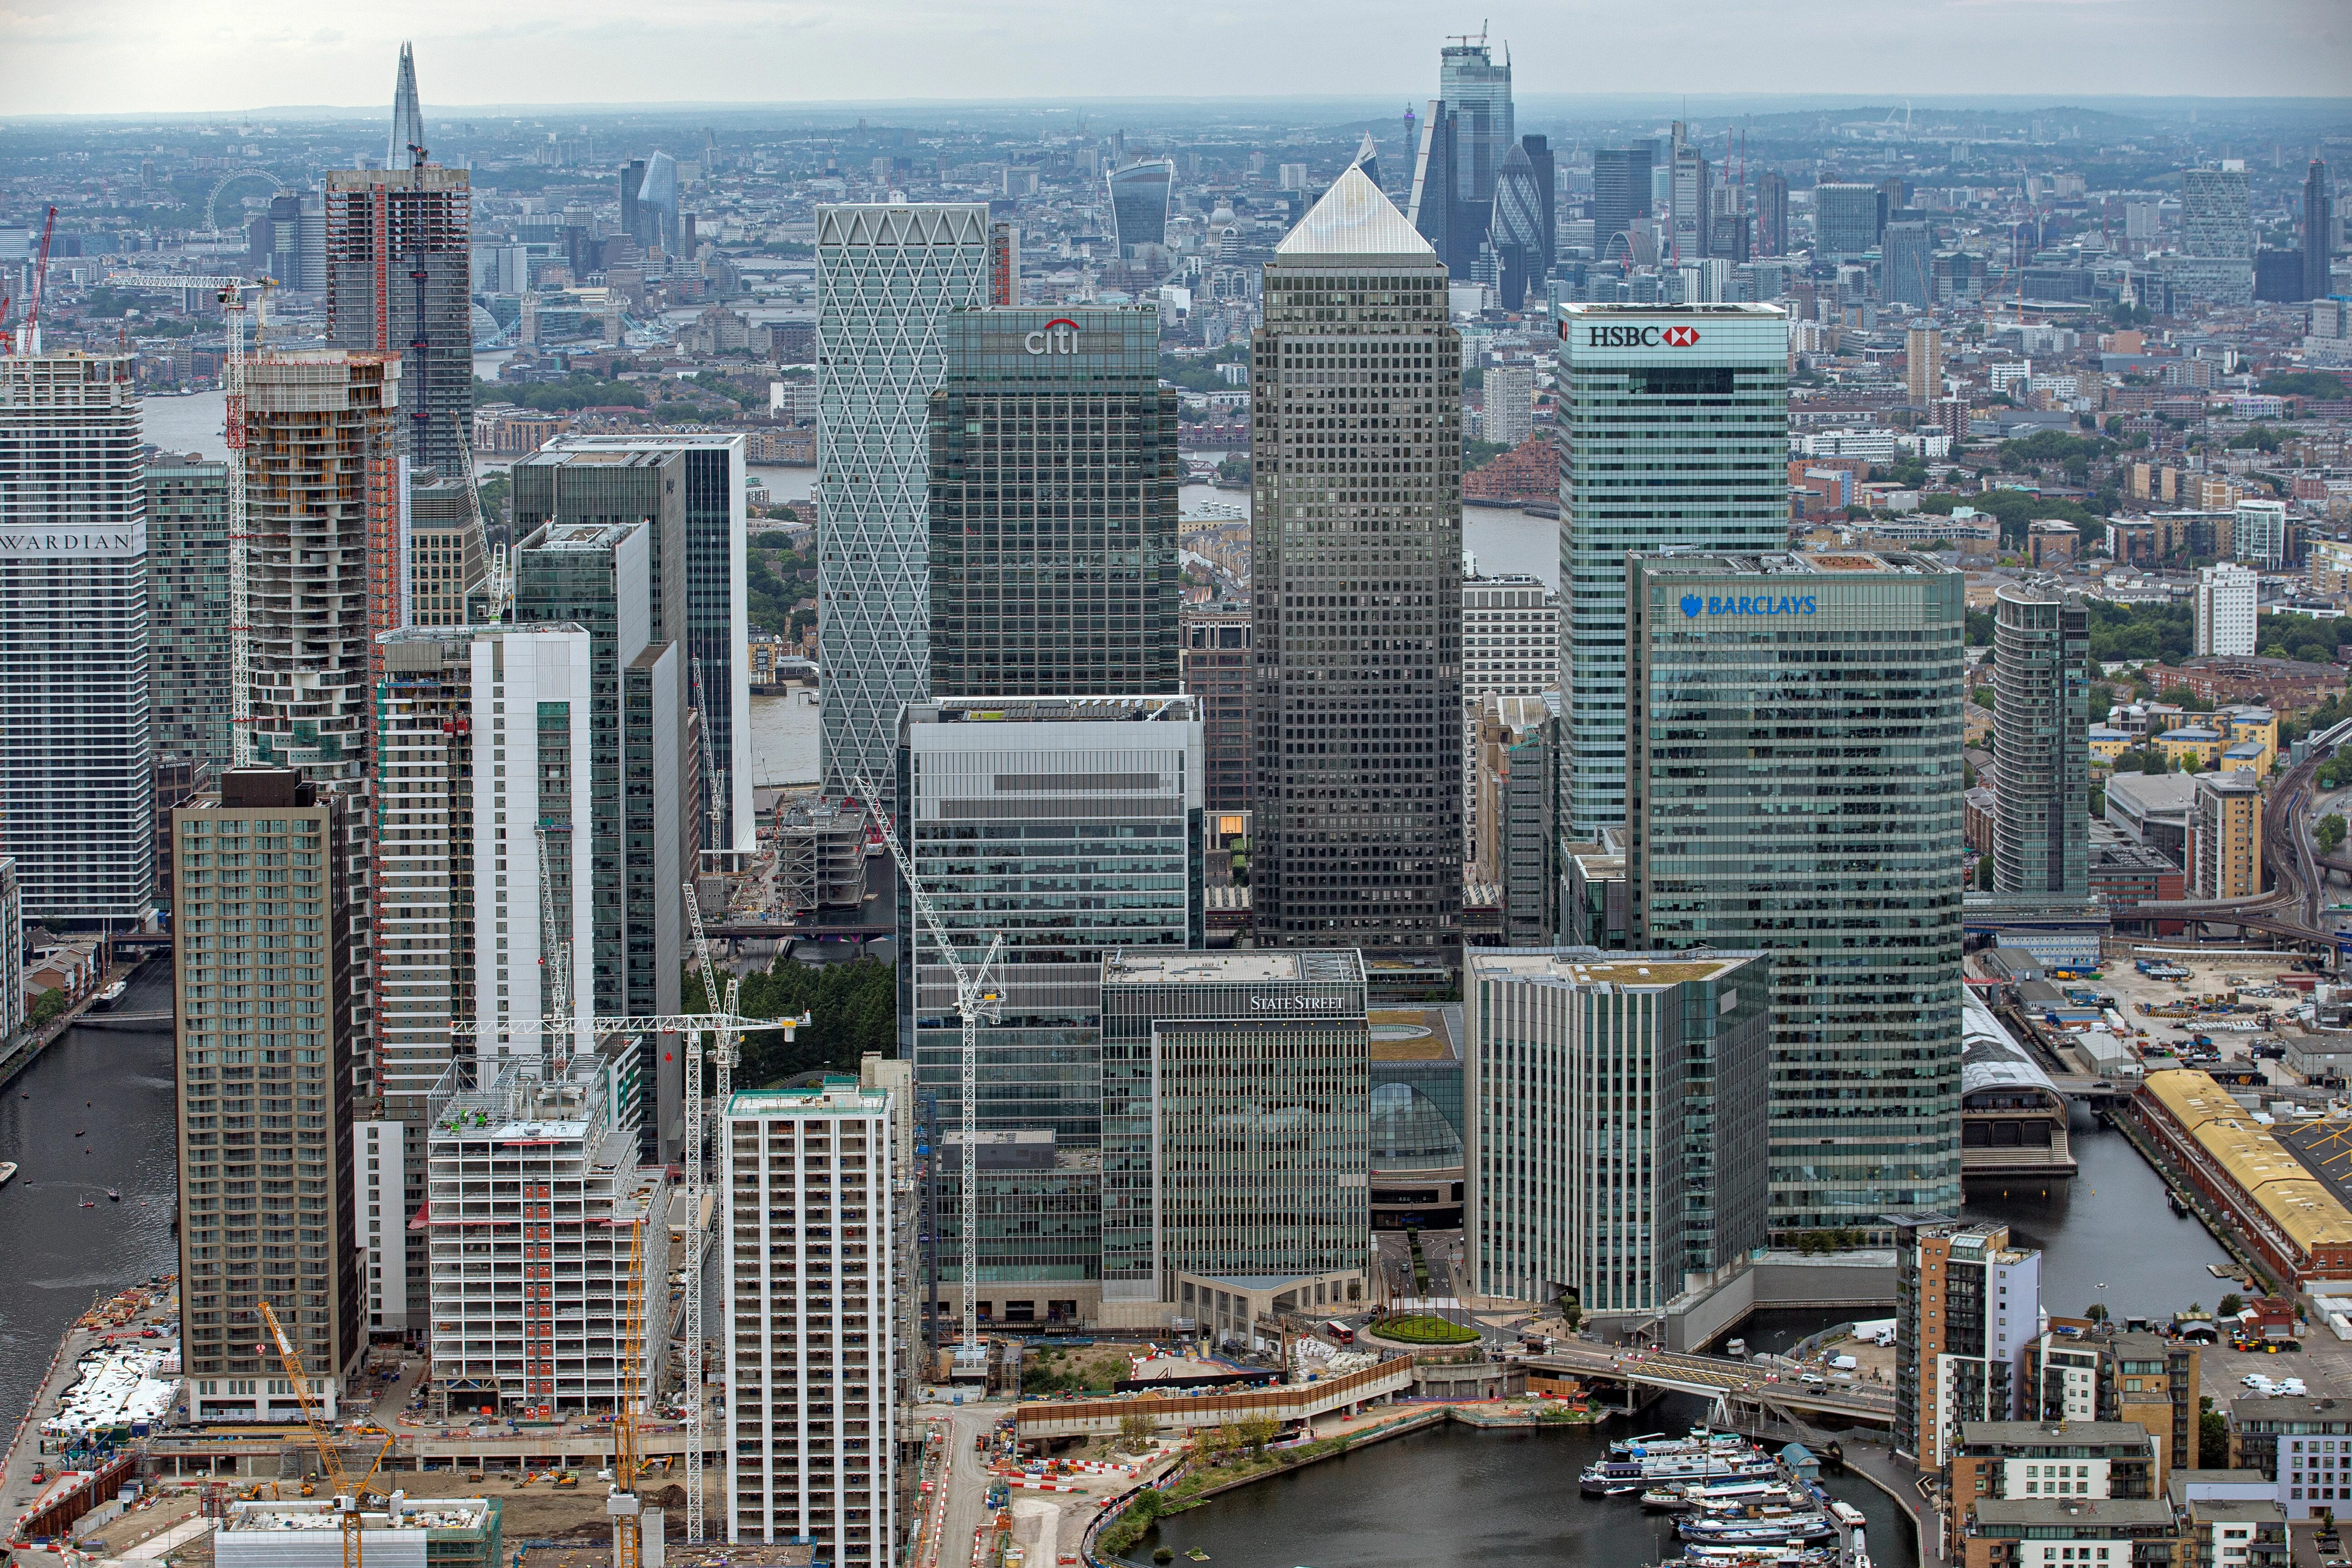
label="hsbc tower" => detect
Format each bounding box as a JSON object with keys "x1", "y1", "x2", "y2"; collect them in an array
[{"x1": 1554, "y1": 302, "x2": 1789, "y2": 837}]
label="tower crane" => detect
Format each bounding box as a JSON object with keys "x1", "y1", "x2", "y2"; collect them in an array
[
  {"x1": 849, "y1": 774, "x2": 1002, "y2": 1358},
  {"x1": 257, "y1": 1301, "x2": 395, "y2": 1568},
  {"x1": 452, "y1": 412, "x2": 508, "y2": 622},
  {"x1": 678, "y1": 881, "x2": 746, "y2": 1545},
  {"x1": 108, "y1": 268, "x2": 275, "y2": 766},
  {"x1": 9, "y1": 207, "x2": 55, "y2": 355},
  {"x1": 689, "y1": 659, "x2": 727, "y2": 861},
  {"x1": 608, "y1": 1204, "x2": 649, "y2": 1568}
]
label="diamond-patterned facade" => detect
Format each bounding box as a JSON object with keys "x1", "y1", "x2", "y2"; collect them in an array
[{"x1": 815, "y1": 203, "x2": 990, "y2": 812}]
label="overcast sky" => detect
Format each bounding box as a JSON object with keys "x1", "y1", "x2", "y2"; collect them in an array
[{"x1": 3, "y1": 0, "x2": 2347, "y2": 118}]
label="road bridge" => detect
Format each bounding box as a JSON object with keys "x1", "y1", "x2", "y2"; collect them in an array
[
  {"x1": 1524, "y1": 1345, "x2": 1897, "y2": 1426},
  {"x1": 1012, "y1": 1357, "x2": 1415, "y2": 1440}
]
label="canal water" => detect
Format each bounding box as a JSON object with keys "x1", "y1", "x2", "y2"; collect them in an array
[
  {"x1": 1110, "y1": 1394, "x2": 1917, "y2": 1568},
  {"x1": 1962, "y1": 1106, "x2": 2237, "y2": 1323},
  {"x1": 0, "y1": 960, "x2": 181, "y2": 1443}
]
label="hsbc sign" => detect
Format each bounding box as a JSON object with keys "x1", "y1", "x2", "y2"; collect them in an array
[{"x1": 1564, "y1": 323, "x2": 1703, "y2": 348}]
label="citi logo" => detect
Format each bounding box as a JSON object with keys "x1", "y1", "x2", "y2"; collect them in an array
[{"x1": 1024, "y1": 318, "x2": 1081, "y2": 355}]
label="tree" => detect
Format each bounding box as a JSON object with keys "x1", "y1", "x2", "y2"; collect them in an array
[
  {"x1": 2320, "y1": 816, "x2": 2348, "y2": 855},
  {"x1": 686, "y1": 956, "x2": 896, "y2": 1089},
  {"x1": 1235, "y1": 1416, "x2": 1281, "y2": 1457},
  {"x1": 1973, "y1": 688, "x2": 1995, "y2": 711},
  {"x1": 2219, "y1": 1293, "x2": 2245, "y2": 1316},
  {"x1": 2199, "y1": 1395, "x2": 2230, "y2": 1468},
  {"x1": 27, "y1": 989, "x2": 68, "y2": 1026},
  {"x1": 1976, "y1": 858, "x2": 1994, "y2": 891},
  {"x1": 1195, "y1": 1426, "x2": 1235, "y2": 1465},
  {"x1": 2085, "y1": 1302, "x2": 2110, "y2": 1323},
  {"x1": 1118, "y1": 1412, "x2": 1157, "y2": 1454}
]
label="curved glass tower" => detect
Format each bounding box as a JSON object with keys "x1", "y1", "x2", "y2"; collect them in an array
[
  {"x1": 1106, "y1": 158, "x2": 1175, "y2": 256},
  {"x1": 1490, "y1": 141, "x2": 1546, "y2": 307}
]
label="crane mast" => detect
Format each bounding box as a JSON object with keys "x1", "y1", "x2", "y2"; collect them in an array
[{"x1": 849, "y1": 775, "x2": 1000, "y2": 1357}]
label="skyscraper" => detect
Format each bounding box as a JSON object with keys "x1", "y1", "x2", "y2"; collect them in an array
[
  {"x1": 512, "y1": 521, "x2": 688, "y2": 1157},
  {"x1": 1438, "y1": 34, "x2": 1513, "y2": 209},
  {"x1": 0, "y1": 353, "x2": 153, "y2": 923},
  {"x1": 1105, "y1": 158, "x2": 1175, "y2": 256},
  {"x1": 1407, "y1": 100, "x2": 1465, "y2": 274},
  {"x1": 2174, "y1": 163, "x2": 2256, "y2": 305},
  {"x1": 324, "y1": 161, "x2": 471, "y2": 480},
  {"x1": 814, "y1": 203, "x2": 990, "y2": 811},
  {"x1": 1251, "y1": 167, "x2": 1464, "y2": 966},
  {"x1": 1555, "y1": 304, "x2": 1789, "y2": 837},
  {"x1": 635, "y1": 151, "x2": 680, "y2": 255},
  {"x1": 2308, "y1": 159, "x2": 2337, "y2": 303},
  {"x1": 619, "y1": 159, "x2": 646, "y2": 250},
  {"x1": 1991, "y1": 582, "x2": 2089, "y2": 898},
  {"x1": 1755, "y1": 171, "x2": 1789, "y2": 258},
  {"x1": 514, "y1": 434, "x2": 755, "y2": 864},
  {"x1": 387, "y1": 42, "x2": 426, "y2": 170},
  {"x1": 173, "y1": 767, "x2": 362, "y2": 1418},
  {"x1": 894, "y1": 695, "x2": 1202, "y2": 1328},
  {"x1": 1814, "y1": 182, "x2": 1881, "y2": 259},
  {"x1": 146, "y1": 454, "x2": 233, "y2": 774},
  {"x1": 1668, "y1": 122, "x2": 1710, "y2": 262},
  {"x1": 1882, "y1": 220, "x2": 1934, "y2": 308},
  {"x1": 1626, "y1": 551, "x2": 1966, "y2": 1233},
  {"x1": 1592, "y1": 147, "x2": 1654, "y2": 265},
  {"x1": 1489, "y1": 141, "x2": 1548, "y2": 308},
  {"x1": 926, "y1": 305, "x2": 1179, "y2": 697}
]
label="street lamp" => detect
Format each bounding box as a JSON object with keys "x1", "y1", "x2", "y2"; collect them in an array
[{"x1": 2097, "y1": 1280, "x2": 2108, "y2": 1328}]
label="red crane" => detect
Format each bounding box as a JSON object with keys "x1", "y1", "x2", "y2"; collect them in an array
[{"x1": 15, "y1": 206, "x2": 57, "y2": 355}]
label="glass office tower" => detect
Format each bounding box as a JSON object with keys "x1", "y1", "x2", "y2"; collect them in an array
[
  {"x1": 1556, "y1": 304, "x2": 1788, "y2": 838},
  {"x1": 927, "y1": 306, "x2": 1180, "y2": 697},
  {"x1": 815, "y1": 203, "x2": 990, "y2": 813},
  {"x1": 894, "y1": 696, "x2": 1203, "y2": 1328},
  {"x1": 1626, "y1": 552, "x2": 1966, "y2": 1234},
  {"x1": 1105, "y1": 160, "x2": 1176, "y2": 255}
]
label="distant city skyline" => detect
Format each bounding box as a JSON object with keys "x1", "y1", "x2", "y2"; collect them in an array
[{"x1": 4, "y1": 1, "x2": 2346, "y2": 117}]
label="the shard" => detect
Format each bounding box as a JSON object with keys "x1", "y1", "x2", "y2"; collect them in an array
[{"x1": 387, "y1": 42, "x2": 426, "y2": 170}]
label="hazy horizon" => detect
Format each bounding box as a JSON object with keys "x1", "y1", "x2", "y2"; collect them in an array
[{"x1": 5, "y1": 0, "x2": 2348, "y2": 119}]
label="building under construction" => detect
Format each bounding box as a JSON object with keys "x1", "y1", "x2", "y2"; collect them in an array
[
  {"x1": 325, "y1": 166, "x2": 472, "y2": 479},
  {"x1": 424, "y1": 1048, "x2": 667, "y2": 1419},
  {"x1": 216, "y1": 1496, "x2": 502, "y2": 1568},
  {"x1": 774, "y1": 799, "x2": 865, "y2": 914}
]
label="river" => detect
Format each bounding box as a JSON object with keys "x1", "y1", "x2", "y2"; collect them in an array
[
  {"x1": 0, "y1": 960, "x2": 181, "y2": 1446},
  {"x1": 1110, "y1": 1395, "x2": 1916, "y2": 1568}
]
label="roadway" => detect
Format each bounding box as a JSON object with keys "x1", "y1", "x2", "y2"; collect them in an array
[{"x1": 1524, "y1": 1344, "x2": 1897, "y2": 1426}]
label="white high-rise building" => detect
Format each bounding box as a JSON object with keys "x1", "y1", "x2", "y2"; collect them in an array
[
  {"x1": 2234, "y1": 499, "x2": 2288, "y2": 571},
  {"x1": 814, "y1": 203, "x2": 989, "y2": 812},
  {"x1": 0, "y1": 354, "x2": 153, "y2": 922},
  {"x1": 2195, "y1": 563, "x2": 2258, "y2": 657},
  {"x1": 725, "y1": 1079, "x2": 897, "y2": 1563},
  {"x1": 1483, "y1": 365, "x2": 1535, "y2": 448},
  {"x1": 1462, "y1": 573, "x2": 1559, "y2": 700}
]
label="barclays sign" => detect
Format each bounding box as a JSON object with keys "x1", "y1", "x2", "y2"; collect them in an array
[{"x1": 1681, "y1": 593, "x2": 1817, "y2": 618}]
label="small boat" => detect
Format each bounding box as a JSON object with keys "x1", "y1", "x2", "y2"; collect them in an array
[
  {"x1": 1640, "y1": 1488, "x2": 1692, "y2": 1512},
  {"x1": 105, "y1": 1189, "x2": 119, "y2": 1202},
  {"x1": 73, "y1": 1130, "x2": 85, "y2": 1137},
  {"x1": 89, "y1": 980, "x2": 127, "y2": 1012},
  {"x1": 0, "y1": 1161, "x2": 16, "y2": 1188},
  {"x1": 80, "y1": 1196, "x2": 95, "y2": 1208}
]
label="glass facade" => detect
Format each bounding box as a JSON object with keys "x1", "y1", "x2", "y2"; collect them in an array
[
  {"x1": 1251, "y1": 171, "x2": 1465, "y2": 965},
  {"x1": 894, "y1": 697, "x2": 1203, "y2": 1307},
  {"x1": 926, "y1": 307, "x2": 1179, "y2": 698},
  {"x1": 1626, "y1": 552, "x2": 1966, "y2": 1233},
  {"x1": 1552, "y1": 308, "x2": 1787, "y2": 846},
  {"x1": 147, "y1": 456, "x2": 233, "y2": 772},
  {"x1": 1466, "y1": 950, "x2": 1769, "y2": 1314},
  {"x1": 815, "y1": 203, "x2": 990, "y2": 813},
  {"x1": 1992, "y1": 583, "x2": 2089, "y2": 897},
  {"x1": 1556, "y1": 304, "x2": 1790, "y2": 838},
  {"x1": 1100, "y1": 951, "x2": 1369, "y2": 1297},
  {"x1": 1105, "y1": 161, "x2": 1174, "y2": 255}
]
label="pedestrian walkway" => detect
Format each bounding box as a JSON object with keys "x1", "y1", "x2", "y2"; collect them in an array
[{"x1": 1838, "y1": 1439, "x2": 1939, "y2": 1563}]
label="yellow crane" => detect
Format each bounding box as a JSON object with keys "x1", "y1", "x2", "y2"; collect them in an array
[{"x1": 257, "y1": 1302, "x2": 395, "y2": 1568}]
